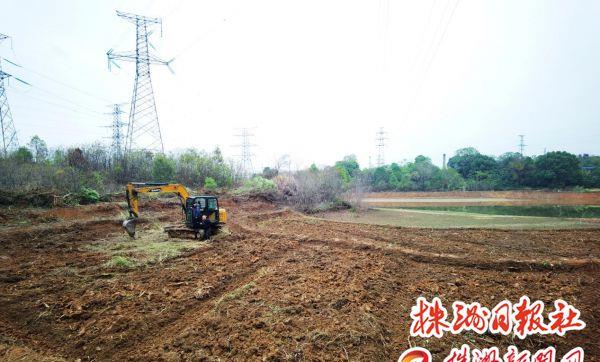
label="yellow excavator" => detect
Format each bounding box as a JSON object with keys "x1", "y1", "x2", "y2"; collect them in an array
[{"x1": 122, "y1": 182, "x2": 227, "y2": 239}]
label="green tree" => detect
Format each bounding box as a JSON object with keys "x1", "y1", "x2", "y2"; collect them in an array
[
  {"x1": 389, "y1": 163, "x2": 413, "y2": 190},
  {"x1": 533, "y1": 151, "x2": 581, "y2": 188},
  {"x1": 79, "y1": 187, "x2": 100, "y2": 204},
  {"x1": 262, "y1": 166, "x2": 279, "y2": 179},
  {"x1": 496, "y1": 152, "x2": 535, "y2": 188},
  {"x1": 28, "y1": 135, "x2": 48, "y2": 162},
  {"x1": 437, "y1": 168, "x2": 466, "y2": 190},
  {"x1": 372, "y1": 166, "x2": 391, "y2": 191},
  {"x1": 175, "y1": 149, "x2": 233, "y2": 187},
  {"x1": 204, "y1": 177, "x2": 218, "y2": 190},
  {"x1": 336, "y1": 166, "x2": 351, "y2": 184},
  {"x1": 409, "y1": 155, "x2": 439, "y2": 190},
  {"x1": 447, "y1": 147, "x2": 497, "y2": 180},
  {"x1": 236, "y1": 176, "x2": 277, "y2": 198},
  {"x1": 152, "y1": 154, "x2": 176, "y2": 182},
  {"x1": 335, "y1": 155, "x2": 360, "y2": 177},
  {"x1": 579, "y1": 154, "x2": 600, "y2": 188},
  {"x1": 12, "y1": 147, "x2": 33, "y2": 163},
  {"x1": 212, "y1": 147, "x2": 224, "y2": 164}
]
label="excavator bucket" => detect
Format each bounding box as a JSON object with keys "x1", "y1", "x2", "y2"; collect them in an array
[{"x1": 123, "y1": 218, "x2": 137, "y2": 238}]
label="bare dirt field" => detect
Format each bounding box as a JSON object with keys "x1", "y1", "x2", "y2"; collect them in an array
[{"x1": 1, "y1": 197, "x2": 599, "y2": 361}]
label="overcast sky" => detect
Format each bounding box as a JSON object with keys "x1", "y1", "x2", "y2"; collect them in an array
[{"x1": 1, "y1": 0, "x2": 599, "y2": 170}]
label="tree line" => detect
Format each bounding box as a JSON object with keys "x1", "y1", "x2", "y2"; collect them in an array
[
  {"x1": 0, "y1": 135, "x2": 239, "y2": 197},
  {"x1": 319, "y1": 147, "x2": 600, "y2": 192},
  {"x1": 1, "y1": 136, "x2": 599, "y2": 204}
]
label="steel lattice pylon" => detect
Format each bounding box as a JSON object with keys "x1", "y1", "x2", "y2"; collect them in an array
[
  {"x1": 107, "y1": 11, "x2": 172, "y2": 155},
  {"x1": 235, "y1": 128, "x2": 255, "y2": 179},
  {"x1": 0, "y1": 34, "x2": 18, "y2": 157},
  {"x1": 109, "y1": 103, "x2": 126, "y2": 160},
  {"x1": 375, "y1": 127, "x2": 387, "y2": 167}
]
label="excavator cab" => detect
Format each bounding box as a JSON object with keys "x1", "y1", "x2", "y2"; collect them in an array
[{"x1": 185, "y1": 196, "x2": 222, "y2": 229}]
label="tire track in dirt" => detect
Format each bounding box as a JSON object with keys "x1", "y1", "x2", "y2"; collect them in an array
[
  {"x1": 2, "y1": 200, "x2": 599, "y2": 360},
  {"x1": 109, "y1": 221, "x2": 305, "y2": 360},
  {"x1": 0, "y1": 218, "x2": 123, "y2": 245},
  {"x1": 305, "y1": 216, "x2": 600, "y2": 259},
  {"x1": 143, "y1": 226, "x2": 401, "y2": 360},
  {"x1": 244, "y1": 211, "x2": 600, "y2": 272},
  {"x1": 306, "y1": 229, "x2": 600, "y2": 272}
]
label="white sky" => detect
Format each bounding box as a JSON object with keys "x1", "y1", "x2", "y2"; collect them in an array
[{"x1": 1, "y1": 0, "x2": 599, "y2": 171}]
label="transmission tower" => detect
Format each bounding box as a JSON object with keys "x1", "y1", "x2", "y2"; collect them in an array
[
  {"x1": 106, "y1": 103, "x2": 126, "y2": 160},
  {"x1": 518, "y1": 134, "x2": 526, "y2": 156},
  {"x1": 107, "y1": 11, "x2": 173, "y2": 155},
  {"x1": 0, "y1": 33, "x2": 18, "y2": 157},
  {"x1": 375, "y1": 127, "x2": 387, "y2": 167},
  {"x1": 235, "y1": 128, "x2": 255, "y2": 178}
]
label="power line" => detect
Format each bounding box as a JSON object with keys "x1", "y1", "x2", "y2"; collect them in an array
[
  {"x1": 108, "y1": 10, "x2": 173, "y2": 155},
  {"x1": 12, "y1": 105, "x2": 107, "y2": 127},
  {"x1": 25, "y1": 84, "x2": 104, "y2": 115},
  {"x1": 379, "y1": 0, "x2": 392, "y2": 69},
  {"x1": 12, "y1": 88, "x2": 106, "y2": 119},
  {"x1": 171, "y1": 6, "x2": 240, "y2": 61},
  {"x1": 418, "y1": 0, "x2": 453, "y2": 77},
  {"x1": 12, "y1": 85, "x2": 104, "y2": 116},
  {"x1": 409, "y1": 0, "x2": 438, "y2": 75},
  {"x1": 1, "y1": 57, "x2": 112, "y2": 104},
  {"x1": 171, "y1": 14, "x2": 233, "y2": 61},
  {"x1": 402, "y1": 0, "x2": 460, "y2": 123},
  {"x1": 0, "y1": 56, "x2": 107, "y2": 118},
  {"x1": 17, "y1": 119, "x2": 106, "y2": 136},
  {"x1": 163, "y1": 0, "x2": 185, "y2": 20},
  {"x1": 420, "y1": 0, "x2": 461, "y2": 86}
]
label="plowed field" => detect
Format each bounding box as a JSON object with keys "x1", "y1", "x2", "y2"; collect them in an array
[{"x1": 0, "y1": 197, "x2": 598, "y2": 361}]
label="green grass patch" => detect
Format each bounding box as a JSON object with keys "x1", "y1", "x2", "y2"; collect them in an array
[
  {"x1": 213, "y1": 267, "x2": 271, "y2": 310},
  {"x1": 89, "y1": 228, "x2": 206, "y2": 269},
  {"x1": 214, "y1": 282, "x2": 256, "y2": 309},
  {"x1": 106, "y1": 255, "x2": 135, "y2": 269}
]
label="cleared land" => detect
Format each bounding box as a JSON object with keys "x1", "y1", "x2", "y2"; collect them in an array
[{"x1": 0, "y1": 194, "x2": 599, "y2": 361}]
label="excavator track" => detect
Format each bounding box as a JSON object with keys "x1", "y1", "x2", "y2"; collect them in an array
[{"x1": 164, "y1": 224, "x2": 203, "y2": 239}]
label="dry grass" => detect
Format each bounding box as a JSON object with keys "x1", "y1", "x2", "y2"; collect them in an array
[{"x1": 89, "y1": 225, "x2": 207, "y2": 268}]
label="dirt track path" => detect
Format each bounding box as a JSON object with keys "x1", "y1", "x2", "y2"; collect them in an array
[{"x1": 1, "y1": 199, "x2": 599, "y2": 361}]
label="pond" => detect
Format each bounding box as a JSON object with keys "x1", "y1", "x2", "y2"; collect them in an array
[{"x1": 399, "y1": 205, "x2": 600, "y2": 218}]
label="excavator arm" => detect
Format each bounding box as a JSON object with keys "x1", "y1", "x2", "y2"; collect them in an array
[
  {"x1": 125, "y1": 182, "x2": 189, "y2": 217},
  {"x1": 123, "y1": 182, "x2": 190, "y2": 237}
]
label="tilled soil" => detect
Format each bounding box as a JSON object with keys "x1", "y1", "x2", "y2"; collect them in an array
[{"x1": 0, "y1": 199, "x2": 598, "y2": 361}]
